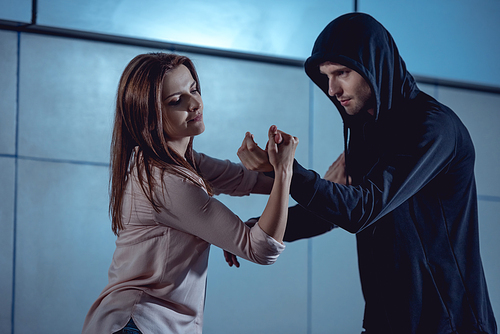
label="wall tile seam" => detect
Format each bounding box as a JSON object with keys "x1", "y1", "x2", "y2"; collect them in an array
[
  {"x1": 11, "y1": 30, "x2": 21, "y2": 334},
  {"x1": 0, "y1": 154, "x2": 110, "y2": 167},
  {"x1": 477, "y1": 195, "x2": 500, "y2": 202},
  {"x1": 1, "y1": 24, "x2": 500, "y2": 94},
  {"x1": 306, "y1": 80, "x2": 314, "y2": 334}
]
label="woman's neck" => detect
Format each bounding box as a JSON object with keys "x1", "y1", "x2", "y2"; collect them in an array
[{"x1": 167, "y1": 137, "x2": 190, "y2": 159}]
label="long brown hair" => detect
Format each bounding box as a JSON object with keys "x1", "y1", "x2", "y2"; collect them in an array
[{"x1": 110, "y1": 53, "x2": 212, "y2": 235}]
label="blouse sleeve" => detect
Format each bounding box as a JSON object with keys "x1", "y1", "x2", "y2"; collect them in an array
[
  {"x1": 153, "y1": 172, "x2": 285, "y2": 265},
  {"x1": 194, "y1": 151, "x2": 259, "y2": 196}
]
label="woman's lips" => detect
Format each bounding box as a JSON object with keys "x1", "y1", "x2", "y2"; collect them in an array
[{"x1": 189, "y1": 114, "x2": 203, "y2": 122}]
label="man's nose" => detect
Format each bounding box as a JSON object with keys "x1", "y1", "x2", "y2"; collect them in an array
[{"x1": 328, "y1": 79, "x2": 341, "y2": 97}]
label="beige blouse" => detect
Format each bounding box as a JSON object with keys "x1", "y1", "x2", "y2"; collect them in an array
[{"x1": 82, "y1": 152, "x2": 285, "y2": 334}]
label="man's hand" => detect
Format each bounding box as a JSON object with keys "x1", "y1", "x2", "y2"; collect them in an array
[
  {"x1": 323, "y1": 152, "x2": 352, "y2": 185},
  {"x1": 223, "y1": 219, "x2": 258, "y2": 268},
  {"x1": 237, "y1": 132, "x2": 274, "y2": 172},
  {"x1": 224, "y1": 250, "x2": 240, "y2": 268}
]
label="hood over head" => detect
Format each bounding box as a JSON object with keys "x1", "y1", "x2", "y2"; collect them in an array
[{"x1": 305, "y1": 13, "x2": 419, "y2": 125}]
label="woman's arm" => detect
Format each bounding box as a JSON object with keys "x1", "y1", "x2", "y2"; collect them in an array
[
  {"x1": 255, "y1": 125, "x2": 297, "y2": 243},
  {"x1": 155, "y1": 126, "x2": 297, "y2": 262},
  {"x1": 194, "y1": 152, "x2": 273, "y2": 196}
]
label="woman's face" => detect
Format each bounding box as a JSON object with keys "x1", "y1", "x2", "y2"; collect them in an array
[{"x1": 161, "y1": 64, "x2": 205, "y2": 152}]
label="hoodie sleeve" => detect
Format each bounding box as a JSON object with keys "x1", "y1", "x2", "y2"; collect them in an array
[
  {"x1": 289, "y1": 107, "x2": 467, "y2": 234},
  {"x1": 283, "y1": 204, "x2": 337, "y2": 242}
]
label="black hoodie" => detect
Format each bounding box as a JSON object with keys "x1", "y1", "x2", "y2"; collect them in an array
[{"x1": 285, "y1": 13, "x2": 497, "y2": 333}]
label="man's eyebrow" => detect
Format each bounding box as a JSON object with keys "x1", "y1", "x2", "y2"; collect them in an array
[{"x1": 319, "y1": 65, "x2": 350, "y2": 75}]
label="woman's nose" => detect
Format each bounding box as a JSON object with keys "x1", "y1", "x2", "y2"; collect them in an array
[{"x1": 188, "y1": 96, "x2": 202, "y2": 112}]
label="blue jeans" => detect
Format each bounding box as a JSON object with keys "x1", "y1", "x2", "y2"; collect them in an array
[{"x1": 113, "y1": 318, "x2": 142, "y2": 334}]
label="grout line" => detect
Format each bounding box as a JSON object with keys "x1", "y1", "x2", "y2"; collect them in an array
[
  {"x1": 308, "y1": 81, "x2": 314, "y2": 169},
  {"x1": 0, "y1": 21, "x2": 499, "y2": 96},
  {"x1": 0, "y1": 154, "x2": 109, "y2": 168},
  {"x1": 306, "y1": 80, "x2": 315, "y2": 334},
  {"x1": 18, "y1": 155, "x2": 108, "y2": 167},
  {"x1": 31, "y1": 0, "x2": 38, "y2": 25},
  {"x1": 0, "y1": 21, "x2": 305, "y2": 69},
  {"x1": 477, "y1": 195, "x2": 500, "y2": 202},
  {"x1": 11, "y1": 30, "x2": 21, "y2": 334},
  {"x1": 307, "y1": 239, "x2": 313, "y2": 334}
]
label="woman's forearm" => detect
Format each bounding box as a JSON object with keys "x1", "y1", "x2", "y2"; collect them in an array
[{"x1": 257, "y1": 168, "x2": 292, "y2": 243}]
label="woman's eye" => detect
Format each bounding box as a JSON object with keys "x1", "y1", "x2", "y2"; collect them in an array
[{"x1": 168, "y1": 99, "x2": 181, "y2": 106}]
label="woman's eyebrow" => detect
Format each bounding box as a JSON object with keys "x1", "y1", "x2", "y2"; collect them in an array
[{"x1": 163, "y1": 81, "x2": 196, "y2": 101}]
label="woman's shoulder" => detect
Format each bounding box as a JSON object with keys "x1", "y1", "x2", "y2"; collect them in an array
[{"x1": 155, "y1": 165, "x2": 209, "y2": 196}]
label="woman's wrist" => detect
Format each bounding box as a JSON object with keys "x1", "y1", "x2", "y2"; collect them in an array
[{"x1": 272, "y1": 166, "x2": 293, "y2": 182}]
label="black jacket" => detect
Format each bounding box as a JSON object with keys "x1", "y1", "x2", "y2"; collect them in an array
[{"x1": 284, "y1": 13, "x2": 497, "y2": 334}]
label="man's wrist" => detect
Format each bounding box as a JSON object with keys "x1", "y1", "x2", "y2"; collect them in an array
[{"x1": 264, "y1": 170, "x2": 275, "y2": 178}]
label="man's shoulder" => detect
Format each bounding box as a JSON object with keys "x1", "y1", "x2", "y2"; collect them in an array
[{"x1": 401, "y1": 93, "x2": 458, "y2": 128}]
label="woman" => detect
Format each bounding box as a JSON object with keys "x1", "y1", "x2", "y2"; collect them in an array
[{"x1": 81, "y1": 53, "x2": 298, "y2": 334}]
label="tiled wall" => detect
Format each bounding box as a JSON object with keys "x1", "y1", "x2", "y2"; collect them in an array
[{"x1": 1, "y1": 30, "x2": 499, "y2": 334}]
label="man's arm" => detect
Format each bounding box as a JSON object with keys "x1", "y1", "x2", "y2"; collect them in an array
[
  {"x1": 238, "y1": 113, "x2": 458, "y2": 235},
  {"x1": 224, "y1": 204, "x2": 336, "y2": 267},
  {"x1": 284, "y1": 204, "x2": 336, "y2": 242},
  {"x1": 288, "y1": 111, "x2": 459, "y2": 234},
  {"x1": 237, "y1": 131, "x2": 343, "y2": 240}
]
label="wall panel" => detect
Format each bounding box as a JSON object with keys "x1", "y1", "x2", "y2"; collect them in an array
[
  {"x1": 190, "y1": 52, "x2": 311, "y2": 333},
  {"x1": 0, "y1": 0, "x2": 31, "y2": 23},
  {"x1": 478, "y1": 200, "x2": 500, "y2": 318},
  {"x1": 0, "y1": 30, "x2": 18, "y2": 155},
  {"x1": 437, "y1": 87, "x2": 500, "y2": 198},
  {"x1": 360, "y1": 0, "x2": 500, "y2": 87},
  {"x1": 192, "y1": 53, "x2": 310, "y2": 164},
  {"x1": 18, "y1": 33, "x2": 147, "y2": 163},
  {"x1": 14, "y1": 159, "x2": 113, "y2": 333},
  {"x1": 12, "y1": 32, "x2": 314, "y2": 333},
  {"x1": 0, "y1": 157, "x2": 15, "y2": 334},
  {"x1": 35, "y1": 0, "x2": 351, "y2": 60},
  {"x1": 1, "y1": 6, "x2": 499, "y2": 330},
  {"x1": 309, "y1": 82, "x2": 364, "y2": 334}
]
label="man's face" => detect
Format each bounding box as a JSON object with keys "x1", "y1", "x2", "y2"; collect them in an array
[{"x1": 319, "y1": 62, "x2": 374, "y2": 116}]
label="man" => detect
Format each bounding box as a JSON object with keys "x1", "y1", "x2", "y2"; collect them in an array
[{"x1": 236, "y1": 13, "x2": 497, "y2": 334}]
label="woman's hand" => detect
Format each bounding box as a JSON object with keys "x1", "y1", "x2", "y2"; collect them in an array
[{"x1": 266, "y1": 125, "x2": 298, "y2": 173}]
